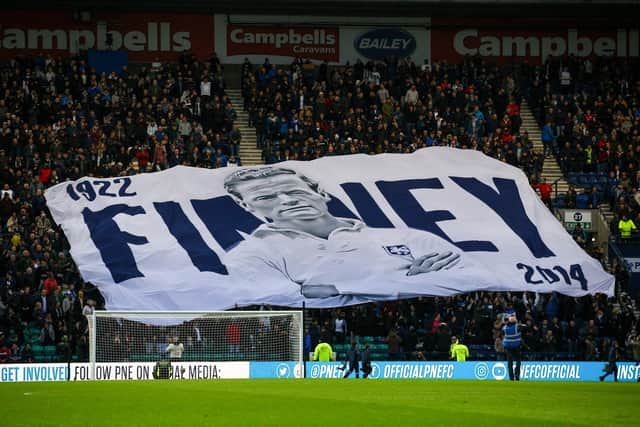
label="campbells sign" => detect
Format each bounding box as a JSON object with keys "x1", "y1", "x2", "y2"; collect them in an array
[
  {"x1": 432, "y1": 20, "x2": 639, "y2": 63},
  {"x1": 227, "y1": 25, "x2": 339, "y2": 61},
  {"x1": 0, "y1": 11, "x2": 214, "y2": 61},
  {"x1": 354, "y1": 28, "x2": 417, "y2": 60}
]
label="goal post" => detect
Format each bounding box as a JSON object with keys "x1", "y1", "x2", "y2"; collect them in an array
[{"x1": 88, "y1": 310, "x2": 304, "y2": 380}]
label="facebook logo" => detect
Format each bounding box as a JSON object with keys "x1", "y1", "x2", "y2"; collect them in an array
[{"x1": 384, "y1": 245, "x2": 412, "y2": 256}]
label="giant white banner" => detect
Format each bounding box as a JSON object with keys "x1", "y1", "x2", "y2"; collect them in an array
[{"x1": 45, "y1": 148, "x2": 614, "y2": 310}]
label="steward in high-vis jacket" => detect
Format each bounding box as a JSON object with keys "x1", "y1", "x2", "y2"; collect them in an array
[{"x1": 503, "y1": 316, "x2": 522, "y2": 381}]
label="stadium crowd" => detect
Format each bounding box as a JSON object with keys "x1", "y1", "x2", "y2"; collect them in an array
[
  {"x1": 0, "y1": 52, "x2": 638, "y2": 365},
  {"x1": 0, "y1": 52, "x2": 240, "y2": 363},
  {"x1": 527, "y1": 55, "x2": 640, "y2": 238},
  {"x1": 307, "y1": 291, "x2": 640, "y2": 362},
  {"x1": 242, "y1": 56, "x2": 544, "y2": 183}
]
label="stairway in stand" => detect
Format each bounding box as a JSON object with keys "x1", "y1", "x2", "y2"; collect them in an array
[
  {"x1": 226, "y1": 89, "x2": 264, "y2": 166},
  {"x1": 520, "y1": 100, "x2": 614, "y2": 222},
  {"x1": 520, "y1": 100, "x2": 569, "y2": 199}
]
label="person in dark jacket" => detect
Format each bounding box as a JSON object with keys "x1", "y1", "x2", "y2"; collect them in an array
[
  {"x1": 600, "y1": 340, "x2": 620, "y2": 382},
  {"x1": 152, "y1": 355, "x2": 173, "y2": 380},
  {"x1": 341, "y1": 342, "x2": 360, "y2": 378},
  {"x1": 360, "y1": 342, "x2": 372, "y2": 378}
]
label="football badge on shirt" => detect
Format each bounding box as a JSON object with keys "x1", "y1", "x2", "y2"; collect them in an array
[{"x1": 383, "y1": 244, "x2": 413, "y2": 259}]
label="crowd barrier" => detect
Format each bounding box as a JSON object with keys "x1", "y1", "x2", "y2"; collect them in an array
[{"x1": 1, "y1": 361, "x2": 638, "y2": 382}]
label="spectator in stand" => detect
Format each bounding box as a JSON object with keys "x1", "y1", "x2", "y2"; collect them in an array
[
  {"x1": 165, "y1": 336, "x2": 184, "y2": 360},
  {"x1": 21, "y1": 344, "x2": 34, "y2": 363},
  {"x1": 225, "y1": 320, "x2": 241, "y2": 354},
  {"x1": 575, "y1": 188, "x2": 591, "y2": 209},
  {"x1": 572, "y1": 223, "x2": 588, "y2": 246},
  {"x1": 334, "y1": 312, "x2": 347, "y2": 344},
  {"x1": 386, "y1": 327, "x2": 402, "y2": 360},
  {"x1": 618, "y1": 213, "x2": 637, "y2": 240},
  {"x1": 541, "y1": 122, "x2": 555, "y2": 156},
  {"x1": 0, "y1": 184, "x2": 14, "y2": 200},
  {"x1": 0, "y1": 337, "x2": 10, "y2": 363},
  {"x1": 588, "y1": 186, "x2": 600, "y2": 209},
  {"x1": 534, "y1": 55, "x2": 639, "y2": 231},
  {"x1": 533, "y1": 178, "x2": 553, "y2": 209},
  {"x1": 43, "y1": 272, "x2": 58, "y2": 295},
  {"x1": 9, "y1": 343, "x2": 22, "y2": 362}
]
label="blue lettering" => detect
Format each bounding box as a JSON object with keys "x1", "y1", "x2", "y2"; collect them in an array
[
  {"x1": 451, "y1": 177, "x2": 555, "y2": 258},
  {"x1": 341, "y1": 182, "x2": 393, "y2": 228},
  {"x1": 517, "y1": 263, "x2": 588, "y2": 290},
  {"x1": 570, "y1": 264, "x2": 588, "y2": 291},
  {"x1": 537, "y1": 266, "x2": 560, "y2": 284},
  {"x1": 517, "y1": 263, "x2": 543, "y2": 284},
  {"x1": 76, "y1": 181, "x2": 97, "y2": 201},
  {"x1": 1, "y1": 367, "x2": 19, "y2": 382},
  {"x1": 192, "y1": 196, "x2": 263, "y2": 251},
  {"x1": 553, "y1": 266, "x2": 571, "y2": 284},
  {"x1": 327, "y1": 195, "x2": 359, "y2": 221},
  {"x1": 93, "y1": 180, "x2": 117, "y2": 197},
  {"x1": 376, "y1": 179, "x2": 498, "y2": 252},
  {"x1": 66, "y1": 184, "x2": 80, "y2": 201},
  {"x1": 82, "y1": 205, "x2": 148, "y2": 283},
  {"x1": 115, "y1": 177, "x2": 136, "y2": 197},
  {"x1": 154, "y1": 202, "x2": 228, "y2": 275}
]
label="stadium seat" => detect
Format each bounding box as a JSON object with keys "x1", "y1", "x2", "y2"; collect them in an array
[
  {"x1": 333, "y1": 344, "x2": 347, "y2": 352},
  {"x1": 553, "y1": 197, "x2": 565, "y2": 208},
  {"x1": 577, "y1": 173, "x2": 589, "y2": 186},
  {"x1": 372, "y1": 344, "x2": 389, "y2": 352}
]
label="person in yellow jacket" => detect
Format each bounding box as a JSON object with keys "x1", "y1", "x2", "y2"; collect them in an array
[
  {"x1": 313, "y1": 339, "x2": 335, "y2": 362},
  {"x1": 450, "y1": 336, "x2": 470, "y2": 362},
  {"x1": 618, "y1": 214, "x2": 637, "y2": 239}
]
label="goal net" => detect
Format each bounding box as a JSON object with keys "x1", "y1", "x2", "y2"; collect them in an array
[{"x1": 88, "y1": 311, "x2": 303, "y2": 380}]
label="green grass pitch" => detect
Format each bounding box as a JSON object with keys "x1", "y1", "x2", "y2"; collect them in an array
[{"x1": 2, "y1": 379, "x2": 637, "y2": 427}]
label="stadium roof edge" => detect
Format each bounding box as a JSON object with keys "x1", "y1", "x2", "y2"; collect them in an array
[{"x1": 4, "y1": 1, "x2": 640, "y2": 19}]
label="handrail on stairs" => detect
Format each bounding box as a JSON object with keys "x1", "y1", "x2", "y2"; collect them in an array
[{"x1": 551, "y1": 178, "x2": 562, "y2": 200}]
